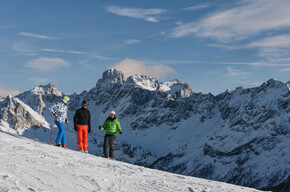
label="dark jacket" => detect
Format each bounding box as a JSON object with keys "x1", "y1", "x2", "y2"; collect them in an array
[{"x1": 73, "y1": 107, "x2": 91, "y2": 131}]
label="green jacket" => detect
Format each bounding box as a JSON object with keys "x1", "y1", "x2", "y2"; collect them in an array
[{"x1": 100, "y1": 117, "x2": 122, "y2": 135}]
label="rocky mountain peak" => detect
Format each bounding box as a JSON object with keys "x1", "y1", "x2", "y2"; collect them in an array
[
  {"x1": 1, "y1": 70, "x2": 289, "y2": 191},
  {"x1": 15, "y1": 84, "x2": 63, "y2": 115},
  {"x1": 235, "y1": 86, "x2": 244, "y2": 90},
  {"x1": 97, "y1": 69, "x2": 125, "y2": 86},
  {"x1": 0, "y1": 96, "x2": 49, "y2": 131},
  {"x1": 264, "y1": 78, "x2": 287, "y2": 89},
  {"x1": 124, "y1": 74, "x2": 159, "y2": 91},
  {"x1": 31, "y1": 83, "x2": 62, "y2": 96},
  {"x1": 266, "y1": 78, "x2": 277, "y2": 85},
  {"x1": 159, "y1": 80, "x2": 193, "y2": 98}
]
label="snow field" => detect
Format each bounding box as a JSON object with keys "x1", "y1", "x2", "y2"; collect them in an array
[{"x1": 0, "y1": 131, "x2": 263, "y2": 192}]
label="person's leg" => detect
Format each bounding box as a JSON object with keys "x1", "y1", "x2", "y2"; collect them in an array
[
  {"x1": 109, "y1": 135, "x2": 116, "y2": 159},
  {"x1": 82, "y1": 125, "x2": 88, "y2": 151},
  {"x1": 103, "y1": 135, "x2": 109, "y2": 158},
  {"x1": 77, "y1": 125, "x2": 84, "y2": 151},
  {"x1": 61, "y1": 123, "x2": 67, "y2": 146},
  {"x1": 55, "y1": 121, "x2": 64, "y2": 146}
]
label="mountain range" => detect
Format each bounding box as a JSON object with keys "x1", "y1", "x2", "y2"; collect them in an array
[{"x1": 0, "y1": 69, "x2": 289, "y2": 192}]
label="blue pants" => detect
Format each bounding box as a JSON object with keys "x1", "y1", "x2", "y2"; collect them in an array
[{"x1": 55, "y1": 121, "x2": 67, "y2": 145}]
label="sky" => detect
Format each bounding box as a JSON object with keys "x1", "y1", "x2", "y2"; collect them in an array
[{"x1": 0, "y1": 0, "x2": 290, "y2": 96}]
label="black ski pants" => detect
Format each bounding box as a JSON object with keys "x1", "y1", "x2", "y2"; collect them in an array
[{"x1": 103, "y1": 134, "x2": 116, "y2": 158}]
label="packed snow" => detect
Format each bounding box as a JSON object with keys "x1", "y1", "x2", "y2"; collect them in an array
[
  {"x1": 1, "y1": 70, "x2": 288, "y2": 191},
  {"x1": 0, "y1": 131, "x2": 262, "y2": 192}
]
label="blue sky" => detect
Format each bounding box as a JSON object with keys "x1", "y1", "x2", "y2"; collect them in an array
[{"x1": 0, "y1": 0, "x2": 290, "y2": 96}]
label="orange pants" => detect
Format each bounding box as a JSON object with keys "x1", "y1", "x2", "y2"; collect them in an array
[{"x1": 77, "y1": 125, "x2": 88, "y2": 151}]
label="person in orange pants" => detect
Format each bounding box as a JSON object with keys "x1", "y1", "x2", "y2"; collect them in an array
[
  {"x1": 73, "y1": 100, "x2": 91, "y2": 153},
  {"x1": 77, "y1": 124, "x2": 88, "y2": 152}
]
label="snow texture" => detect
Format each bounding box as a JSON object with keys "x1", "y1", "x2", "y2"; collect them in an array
[
  {"x1": 0, "y1": 131, "x2": 262, "y2": 192},
  {"x1": 0, "y1": 69, "x2": 289, "y2": 191}
]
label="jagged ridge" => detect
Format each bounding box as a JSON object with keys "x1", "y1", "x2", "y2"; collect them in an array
[{"x1": 0, "y1": 69, "x2": 289, "y2": 192}]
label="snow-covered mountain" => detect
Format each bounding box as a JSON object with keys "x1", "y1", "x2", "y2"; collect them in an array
[
  {"x1": 0, "y1": 69, "x2": 289, "y2": 192},
  {"x1": 0, "y1": 130, "x2": 263, "y2": 192},
  {"x1": 0, "y1": 95, "x2": 49, "y2": 133}
]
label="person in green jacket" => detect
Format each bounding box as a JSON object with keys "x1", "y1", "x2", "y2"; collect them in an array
[{"x1": 99, "y1": 111, "x2": 123, "y2": 160}]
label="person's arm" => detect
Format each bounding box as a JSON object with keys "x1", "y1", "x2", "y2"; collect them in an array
[
  {"x1": 88, "y1": 111, "x2": 91, "y2": 133},
  {"x1": 49, "y1": 103, "x2": 58, "y2": 117},
  {"x1": 73, "y1": 110, "x2": 79, "y2": 131},
  {"x1": 64, "y1": 106, "x2": 68, "y2": 124},
  {"x1": 99, "y1": 120, "x2": 107, "y2": 131},
  {"x1": 116, "y1": 119, "x2": 122, "y2": 133}
]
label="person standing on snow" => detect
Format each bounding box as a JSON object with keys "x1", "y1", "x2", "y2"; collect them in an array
[
  {"x1": 99, "y1": 111, "x2": 123, "y2": 160},
  {"x1": 49, "y1": 96, "x2": 70, "y2": 148},
  {"x1": 73, "y1": 100, "x2": 91, "y2": 153}
]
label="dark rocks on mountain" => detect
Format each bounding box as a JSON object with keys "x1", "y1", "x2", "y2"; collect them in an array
[
  {"x1": 119, "y1": 142, "x2": 153, "y2": 166},
  {"x1": 192, "y1": 163, "x2": 215, "y2": 179},
  {"x1": 16, "y1": 83, "x2": 63, "y2": 115},
  {"x1": 262, "y1": 176, "x2": 290, "y2": 192},
  {"x1": 0, "y1": 96, "x2": 48, "y2": 130},
  {"x1": 1, "y1": 69, "x2": 289, "y2": 192},
  {"x1": 149, "y1": 153, "x2": 185, "y2": 173}
]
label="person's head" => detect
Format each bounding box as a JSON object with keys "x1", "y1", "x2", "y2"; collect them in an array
[
  {"x1": 62, "y1": 96, "x2": 70, "y2": 105},
  {"x1": 82, "y1": 100, "x2": 88, "y2": 108},
  {"x1": 109, "y1": 111, "x2": 116, "y2": 118}
]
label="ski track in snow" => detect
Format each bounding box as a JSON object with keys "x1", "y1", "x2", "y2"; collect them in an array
[{"x1": 0, "y1": 131, "x2": 263, "y2": 192}]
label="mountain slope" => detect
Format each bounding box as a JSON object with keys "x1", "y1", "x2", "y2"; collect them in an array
[
  {"x1": 0, "y1": 95, "x2": 49, "y2": 133},
  {"x1": 0, "y1": 131, "x2": 262, "y2": 192},
  {"x1": 0, "y1": 69, "x2": 289, "y2": 191}
]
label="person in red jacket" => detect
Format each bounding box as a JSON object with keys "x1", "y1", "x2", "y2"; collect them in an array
[{"x1": 73, "y1": 100, "x2": 91, "y2": 153}]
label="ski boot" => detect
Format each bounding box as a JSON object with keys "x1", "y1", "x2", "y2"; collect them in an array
[{"x1": 56, "y1": 142, "x2": 61, "y2": 147}]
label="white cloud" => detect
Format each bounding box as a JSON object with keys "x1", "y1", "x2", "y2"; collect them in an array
[
  {"x1": 25, "y1": 57, "x2": 70, "y2": 71},
  {"x1": 170, "y1": 0, "x2": 290, "y2": 41},
  {"x1": 123, "y1": 39, "x2": 141, "y2": 45},
  {"x1": 12, "y1": 41, "x2": 35, "y2": 54},
  {"x1": 175, "y1": 21, "x2": 183, "y2": 26},
  {"x1": 19, "y1": 32, "x2": 58, "y2": 39},
  {"x1": 106, "y1": 6, "x2": 166, "y2": 22},
  {"x1": 248, "y1": 34, "x2": 290, "y2": 48},
  {"x1": 42, "y1": 49, "x2": 86, "y2": 55},
  {"x1": 225, "y1": 66, "x2": 250, "y2": 77},
  {"x1": 182, "y1": 4, "x2": 211, "y2": 11},
  {"x1": 42, "y1": 49, "x2": 116, "y2": 60},
  {"x1": 0, "y1": 85, "x2": 20, "y2": 97},
  {"x1": 208, "y1": 34, "x2": 290, "y2": 62},
  {"x1": 247, "y1": 34, "x2": 290, "y2": 60},
  {"x1": 110, "y1": 58, "x2": 176, "y2": 79},
  {"x1": 278, "y1": 68, "x2": 290, "y2": 72}
]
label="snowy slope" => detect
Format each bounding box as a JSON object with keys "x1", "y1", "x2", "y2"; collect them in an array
[
  {"x1": 0, "y1": 131, "x2": 263, "y2": 192},
  {"x1": 0, "y1": 95, "x2": 50, "y2": 133},
  {"x1": 1, "y1": 69, "x2": 289, "y2": 191}
]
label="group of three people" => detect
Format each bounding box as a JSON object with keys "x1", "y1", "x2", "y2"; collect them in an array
[{"x1": 49, "y1": 96, "x2": 123, "y2": 160}]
